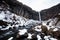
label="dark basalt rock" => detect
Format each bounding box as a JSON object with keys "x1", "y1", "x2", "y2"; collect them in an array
[
  {"x1": 31, "y1": 34, "x2": 37, "y2": 40},
  {"x1": 16, "y1": 33, "x2": 28, "y2": 40},
  {"x1": 41, "y1": 25, "x2": 48, "y2": 35},
  {"x1": 0, "y1": 20, "x2": 8, "y2": 26},
  {"x1": 0, "y1": 0, "x2": 39, "y2": 20},
  {"x1": 40, "y1": 3, "x2": 60, "y2": 20}
]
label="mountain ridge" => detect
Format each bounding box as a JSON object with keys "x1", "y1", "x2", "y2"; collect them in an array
[{"x1": 40, "y1": 3, "x2": 60, "y2": 20}]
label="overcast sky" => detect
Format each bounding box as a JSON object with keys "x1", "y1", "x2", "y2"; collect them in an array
[{"x1": 18, "y1": 0, "x2": 60, "y2": 11}]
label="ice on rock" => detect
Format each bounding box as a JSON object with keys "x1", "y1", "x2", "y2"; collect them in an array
[
  {"x1": 24, "y1": 19, "x2": 40, "y2": 26},
  {"x1": 19, "y1": 18, "x2": 26, "y2": 26},
  {"x1": 0, "y1": 10, "x2": 41, "y2": 28},
  {"x1": 0, "y1": 11, "x2": 5, "y2": 20}
]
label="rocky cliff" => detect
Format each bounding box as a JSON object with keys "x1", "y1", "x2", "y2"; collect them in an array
[
  {"x1": 40, "y1": 3, "x2": 60, "y2": 20},
  {"x1": 0, "y1": 0, "x2": 39, "y2": 20}
]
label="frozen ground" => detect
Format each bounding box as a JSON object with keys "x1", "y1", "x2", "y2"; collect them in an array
[{"x1": 0, "y1": 9, "x2": 60, "y2": 40}]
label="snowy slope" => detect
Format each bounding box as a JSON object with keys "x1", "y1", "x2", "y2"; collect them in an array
[
  {"x1": 0, "y1": 10, "x2": 41, "y2": 30},
  {"x1": 0, "y1": 8, "x2": 60, "y2": 40}
]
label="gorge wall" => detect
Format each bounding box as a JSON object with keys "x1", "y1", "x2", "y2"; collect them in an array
[
  {"x1": 40, "y1": 3, "x2": 60, "y2": 20},
  {"x1": 0, "y1": 0, "x2": 39, "y2": 20},
  {"x1": 0, "y1": 0, "x2": 60, "y2": 21}
]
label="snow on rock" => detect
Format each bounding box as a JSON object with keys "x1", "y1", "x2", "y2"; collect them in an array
[
  {"x1": 34, "y1": 25, "x2": 42, "y2": 32},
  {"x1": 41, "y1": 18, "x2": 59, "y2": 30},
  {"x1": 0, "y1": 10, "x2": 41, "y2": 30},
  {"x1": 53, "y1": 28, "x2": 58, "y2": 31},
  {"x1": 58, "y1": 13, "x2": 60, "y2": 15},
  {"x1": 18, "y1": 29, "x2": 27, "y2": 35},
  {"x1": 8, "y1": 37, "x2": 13, "y2": 40},
  {"x1": 34, "y1": 28, "x2": 42, "y2": 32},
  {"x1": 37, "y1": 35, "x2": 42, "y2": 40},
  {"x1": 0, "y1": 26, "x2": 2, "y2": 29},
  {"x1": 44, "y1": 36, "x2": 57, "y2": 40},
  {"x1": 27, "y1": 33, "x2": 33, "y2": 39},
  {"x1": 24, "y1": 19, "x2": 41, "y2": 26},
  {"x1": 44, "y1": 36, "x2": 50, "y2": 40},
  {"x1": 0, "y1": 7, "x2": 59, "y2": 40},
  {"x1": 50, "y1": 38, "x2": 57, "y2": 40},
  {"x1": 0, "y1": 11, "x2": 5, "y2": 20}
]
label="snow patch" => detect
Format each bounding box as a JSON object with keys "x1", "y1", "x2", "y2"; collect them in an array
[
  {"x1": 50, "y1": 38, "x2": 57, "y2": 40},
  {"x1": 18, "y1": 29, "x2": 27, "y2": 35},
  {"x1": 8, "y1": 37, "x2": 13, "y2": 40},
  {"x1": 53, "y1": 28, "x2": 58, "y2": 31},
  {"x1": 0, "y1": 11, "x2": 5, "y2": 20},
  {"x1": 37, "y1": 35, "x2": 42, "y2": 40},
  {"x1": 27, "y1": 33, "x2": 32, "y2": 39}
]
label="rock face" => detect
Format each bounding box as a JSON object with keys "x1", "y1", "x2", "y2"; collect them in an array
[
  {"x1": 0, "y1": 0, "x2": 60, "y2": 21},
  {"x1": 0, "y1": 0, "x2": 60, "y2": 40},
  {"x1": 0, "y1": 0, "x2": 41, "y2": 40},
  {"x1": 0, "y1": 0, "x2": 39, "y2": 20},
  {"x1": 40, "y1": 3, "x2": 60, "y2": 20}
]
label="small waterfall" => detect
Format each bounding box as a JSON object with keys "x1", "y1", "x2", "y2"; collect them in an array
[{"x1": 38, "y1": 12, "x2": 42, "y2": 23}]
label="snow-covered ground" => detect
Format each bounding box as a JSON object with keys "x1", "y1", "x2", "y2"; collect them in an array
[
  {"x1": 0, "y1": 10, "x2": 41, "y2": 30},
  {"x1": 0, "y1": 8, "x2": 60, "y2": 40}
]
